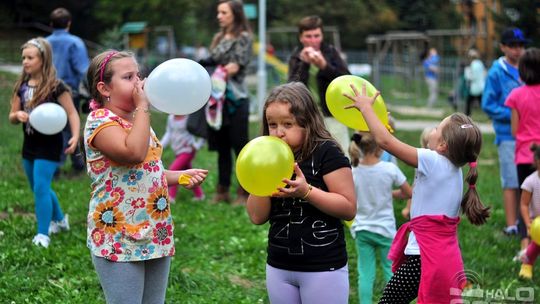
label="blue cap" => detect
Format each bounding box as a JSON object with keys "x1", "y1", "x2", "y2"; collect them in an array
[{"x1": 501, "y1": 28, "x2": 530, "y2": 45}]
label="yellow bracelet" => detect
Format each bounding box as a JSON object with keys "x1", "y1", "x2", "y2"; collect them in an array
[
  {"x1": 178, "y1": 173, "x2": 191, "y2": 185},
  {"x1": 301, "y1": 184, "x2": 313, "y2": 200}
]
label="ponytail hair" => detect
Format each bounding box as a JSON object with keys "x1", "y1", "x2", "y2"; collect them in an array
[{"x1": 461, "y1": 161, "x2": 490, "y2": 225}]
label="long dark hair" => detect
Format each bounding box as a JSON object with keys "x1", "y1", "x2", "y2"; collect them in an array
[
  {"x1": 210, "y1": 0, "x2": 252, "y2": 49},
  {"x1": 261, "y1": 82, "x2": 338, "y2": 162}
]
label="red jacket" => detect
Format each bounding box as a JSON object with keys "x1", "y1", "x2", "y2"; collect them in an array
[{"x1": 388, "y1": 215, "x2": 466, "y2": 303}]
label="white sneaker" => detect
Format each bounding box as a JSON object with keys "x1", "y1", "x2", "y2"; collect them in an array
[
  {"x1": 49, "y1": 214, "x2": 70, "y2": 234},
  {"x1": 32, "y1": 234, "x2": 50, "y2": 248},
  {"x1": 512, "y1": 249, "x2": 527, "y2": 262}
]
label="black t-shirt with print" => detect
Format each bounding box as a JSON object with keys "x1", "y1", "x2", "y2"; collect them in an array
[
  {"x1": 18, "y1": 81, "x2": 69, "y2": 162},
  {"x1": 267, "y1": 141, "x2": 351, "y2": 272}
]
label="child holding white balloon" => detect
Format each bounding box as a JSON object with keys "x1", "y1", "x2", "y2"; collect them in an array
[
  {"x1": 246, "y1": 82, "x2": 356, "y2": 304},
  {"x1": 518, "y1": 144, "x2": 540, "y2": 280},
  {"x1": 8, "y1": 37, "x2": 79, "y2": 248},
  {"x1": 84, "y1": 50, "x2": 208, "y2": 303},
  {"x1": 344, "y1": 84, "x2": 490, "y2": 303},
  {"x1": 348, "y1": 132, "x2": 412, "y2": 304},
  {"x1": 161, "y1": 114, "x2": 205, "y2": 202}
]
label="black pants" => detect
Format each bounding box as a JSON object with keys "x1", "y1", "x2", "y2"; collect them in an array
[
  {"x1": 207, "y1": 98, "x2": 249, "y2": 187},
  {"x1": 379, "y1": 255, "x2": 421, "y2": 304},
  {"x1": 59, "y1": 95, "x2": 85, "y2": 171},
  {"x1": 465, "y1": 94, "x2": 481, "y2": 116},
  {"x1": 518, "y1": 163, "x2": 536, "y2": 239}
]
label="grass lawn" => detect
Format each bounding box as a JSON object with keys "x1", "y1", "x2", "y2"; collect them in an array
[{"x1": 0, "y1": 70, "x2": 538, "y2": 303}]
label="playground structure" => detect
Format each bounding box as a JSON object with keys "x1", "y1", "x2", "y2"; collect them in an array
[{"x1": 366, "y1": 27, "x2": 490, "y2": 109}]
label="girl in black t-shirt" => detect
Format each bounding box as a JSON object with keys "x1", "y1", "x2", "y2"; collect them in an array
[
  {"x1": 8, "y1": 37, "x2": 80, "y2": 248},
  {"x1": 246, "y1": 82, "x2": 356, "y2": 304}
]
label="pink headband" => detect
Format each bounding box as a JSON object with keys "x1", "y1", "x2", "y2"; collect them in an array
[
  {"x1": 469, "y1": 162, "x2": 477, "y2": 168},
  {"x1": 99, "y1": 51, "x2": 118, "y2": 82}
]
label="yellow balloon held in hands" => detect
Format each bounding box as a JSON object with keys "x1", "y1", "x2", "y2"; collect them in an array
[
  {"x1": 236, "y1": 136, "x2": 295, "y2": 197},
  {"x1": 530, "y1": 217, "x2": 540, "y2": 245},
  {"x1": 325, "y1": 75, "x2": 389, "y2": 131}
]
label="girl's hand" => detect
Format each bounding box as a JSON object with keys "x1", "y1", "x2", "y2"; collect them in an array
[
  {"x1": 133, "y1": 78, "x2": 149, "y2": 109},
  {"x1": 273, "y1": 163, "x2": 311, "y2": 199},
  {"x1": 65, "y1": 135, "x2": 79, "y2": 154},
  {"x1": 343, "y1": 83, "x2": 380, "y2": 112},
  {"x1": 179, "y1": 168, "x2": 208, "y2": 189},
  {"x1": 16, "y1": 110, "x2": 29, "y2": 123}
]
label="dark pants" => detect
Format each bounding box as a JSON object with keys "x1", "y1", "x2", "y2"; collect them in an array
[
  {"x1": 207, "y1": 98, "x2": 249, "y2": 187},
  {"x1": 518, "y1": 163, "x2": 536, "y2": 239},
  {"x1": 379, "y1": 255, "x2": 421, "y2": 304},
  {"x1": 59, "y1": 94, "x2": 85, "y2": 171},
  {"x1": 465, "y1": 94, "x2": 481, "y2": 116}
]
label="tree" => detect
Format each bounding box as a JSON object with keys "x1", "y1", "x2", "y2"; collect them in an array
[{"x1": 493, "y1": 0, "x2": 539, "y2": 47}]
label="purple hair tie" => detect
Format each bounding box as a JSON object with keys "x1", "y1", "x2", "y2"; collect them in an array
[{"x1": 99, "y1": 51, "x2": 118, "y2": 82}]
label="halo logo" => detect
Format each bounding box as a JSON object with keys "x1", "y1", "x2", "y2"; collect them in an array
[{"x1": 450, "y1": 269, "x2": 534, "y2": 304}]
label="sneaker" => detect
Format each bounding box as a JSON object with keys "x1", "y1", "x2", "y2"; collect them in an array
[
  {"x1": 193, "y1": 195, "x2": 206, "y2": 202},
  {"x1": 519, "y1": 264, "x2": 533, "y2": 280},
  {"x1": 503, "y1": 225, "x2": 519, "y2": 236},
  {"x1": 32, "y1": 234, "x2": 50, "y2": 248},
  {"x1": 512, "y1": 249, "x2": 527, "y2": 263},
  {"x1": 49, "y1": 214, "x2": 70, "y2": 234}
]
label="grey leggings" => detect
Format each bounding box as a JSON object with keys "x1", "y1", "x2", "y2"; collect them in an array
[
  {"x1": 266, "y1": 264, "x2": 349, "y2": 304},
  {"x1": 92, "y1": 255, "x2": 171, "y2": 304}
]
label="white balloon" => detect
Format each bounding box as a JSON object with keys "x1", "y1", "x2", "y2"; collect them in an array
[
  {"x1": 145, "y1": 58, "x2": 212, "y2": 115},
  {"x1": 28, "y1": 103, "x2": 68, "y2": 135}
]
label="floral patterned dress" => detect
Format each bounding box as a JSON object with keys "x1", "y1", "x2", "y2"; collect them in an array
[{"x1": 84, "y1": 108, "x2": 174, "y2": 262}]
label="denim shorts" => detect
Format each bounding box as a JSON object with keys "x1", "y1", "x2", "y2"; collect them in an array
[{"x1": 497, "y1": 140, "x2": 519, "y2": 189}]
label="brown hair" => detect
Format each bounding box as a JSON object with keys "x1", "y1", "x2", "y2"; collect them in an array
[
  {"x1": 441, "y1": 113, "x2": 489, "y2": 225},
  {"x1": 261, "y1": 82, "x2": 338, "y2": 162},
  {"x1": 50, "y1": 7, "x2": 71, "y2": 29},
  {"x1": 349, "y1": 133, "x2": 381, "y2": 167},
  {"x1": 531, "y1": 143, "x2": 540, "y2": 166},
  {"x1": 211, "y1": 0, "x2": 252, "y2": 49},
  {"x1": 297, "y1": 15, "x2": 323, "y2": 35},
  {"x1": 420, "y1": 126, "x2": 433, "y2": 149},
  {"x1": 12, "y1": 37, "x2": 61, "y2": 110},
  {"x1": 86, "y1": 50, "x2": 136, "y2": 107},
  {"x1": 518, "y1": 48, "x2": 540, "y2": 85}
]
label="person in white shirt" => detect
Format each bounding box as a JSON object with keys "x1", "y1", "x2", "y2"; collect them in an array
[{"x1": 348, "y1": 132, "x2": 412, "y2": 304}]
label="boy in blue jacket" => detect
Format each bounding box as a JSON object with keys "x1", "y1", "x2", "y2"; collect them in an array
[{"x1": 482, "y1": 27, "x2": 528, "y2": 250}]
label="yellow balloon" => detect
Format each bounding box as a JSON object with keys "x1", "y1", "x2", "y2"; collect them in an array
[
  {"x1": 236, "y1": 136, "x2": 295, "y2": 197},
  {"x1": 325, "y1": 75, "x2": 389, "y2": 131},
  {"x1": 531, "y1": 217, "x2": 540, "y2": 244}
]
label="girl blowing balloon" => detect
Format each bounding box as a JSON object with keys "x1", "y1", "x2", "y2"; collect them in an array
[
  {"x1": 8, "y1": 37, "x2": 79, "y2": 248},
  {"x1": 84, "y1": 50, "x2": 208, "y2": 303},
  {"x1": 246, "y1": 82, "x2": 356, "y2": 304},
  {"x1": 344, "y1": 84, "x2": 490, "y2": 303}
]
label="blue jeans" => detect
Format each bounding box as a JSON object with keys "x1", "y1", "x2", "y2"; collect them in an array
[
  {"x1": 497, "y1": 140, "x2": 518, "y2": 189},
  {"x1": 22, "y1": 158, "x2": 65, "y2": 235}
]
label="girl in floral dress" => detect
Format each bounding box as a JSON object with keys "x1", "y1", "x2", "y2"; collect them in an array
[{"x1": 83, "y1": 50, "x2": 208, "y2": 303}]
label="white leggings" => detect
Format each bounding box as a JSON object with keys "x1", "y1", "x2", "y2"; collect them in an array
[
  {"x1": 266, "y1": 264, "x2": 349, "y2": 304},
  {"x1": 92, "y1": 255, "x2": 171, "y2": 304}
]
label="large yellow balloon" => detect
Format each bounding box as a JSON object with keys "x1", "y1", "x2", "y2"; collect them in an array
[
  {"x1": 531, "y1": 217, "x2": 540, "y2": 244},
  {"x1": 325, "y1": 75, "x2": 389, "y2": 131},
  {"x1": 236, "y1": 136, "x2": 295, "y2": 197}
]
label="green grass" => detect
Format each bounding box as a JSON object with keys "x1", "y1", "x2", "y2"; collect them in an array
[{"x1": 1, "y1": 70, "x2": 539, "y2": 303}]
